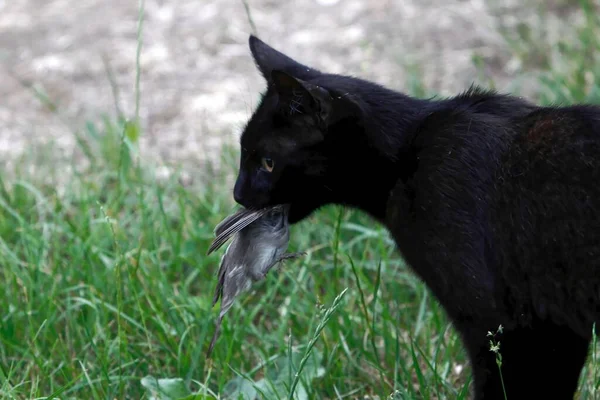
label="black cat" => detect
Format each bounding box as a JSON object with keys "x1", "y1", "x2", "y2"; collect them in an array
[{"x1": 231, "y1": 34, "x2": 600, "y2": 399}]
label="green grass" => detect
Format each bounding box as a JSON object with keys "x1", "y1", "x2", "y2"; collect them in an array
[
  {"x1": 0, "y1": 115, "x2": 469, "y2": 399},
  {"x1": 2, "y1": 1, "x2": 600, "y2": 399}
]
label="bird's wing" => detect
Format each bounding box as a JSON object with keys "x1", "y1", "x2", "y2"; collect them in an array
[
  {"x1": 206, "y1": 208, "x2": 268, "y2": 255},
  {"x1": 211, "y1": 238, "x2": 245, "y2": 307},
  {"x1": 211, "y1": 253, "x2": 228, "y2": 307},
  {"x1": 215, "y1": 207, "x2": 269, "y2": 237},
  {"x1": 213, "y1": 208, "x2": 252, "y2": 235}
]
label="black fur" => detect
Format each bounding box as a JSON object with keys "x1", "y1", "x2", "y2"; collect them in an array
[{"x1": 233, "y1": 35, "x2": 600, "y2": 399}]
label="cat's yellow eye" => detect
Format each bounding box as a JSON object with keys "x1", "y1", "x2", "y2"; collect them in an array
[{"x1": 261, "y1": 157, "x2": 275, "y2": 172}]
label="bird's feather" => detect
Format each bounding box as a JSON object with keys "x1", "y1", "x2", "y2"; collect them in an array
[
  {"x1": 206, "y1": 208, "x2": 269, "y2": 255},
  {"x1": 211, "y1": 253, "x2": 228, "y2": 306}
]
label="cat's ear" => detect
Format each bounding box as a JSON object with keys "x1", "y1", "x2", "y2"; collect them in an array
[
  {"x1": 271, "y1": 70, "x2": 359, "y2": 127},
  {"x1": 249, "y1": 35, "x2": 321, "y2": 82},
  {"x1": 271, "y1": 70, "x2": 333, "y2": 123}
]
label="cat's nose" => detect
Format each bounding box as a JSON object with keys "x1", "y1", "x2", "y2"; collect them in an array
[
  {"x1": 233, "y1": 176, "x2": 253, "y2": 208},
  {"x1": 233, "y1": 181, "x2": 245, "y2": 206},
  {"x1": 233, "y1": 172, "x2": 270, "y2": 209}
]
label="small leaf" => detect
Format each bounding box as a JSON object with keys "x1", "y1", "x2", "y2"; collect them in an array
[
  {"x1": 221, "y1": 343, "x2": 326, "y2": 400},
  {"x1": 178, "y1": 395, "x2": 215, "y2": 400},
  {"x1": 85, "y1": 121, "x2": 101, "y2": 140},
  {"x1": 124, "y1": 119, "x2": 141, "y2": 143},
  {"x1": 223, "y1": 376, "x2": 258, "y2": 400},
  {"x1": 98, "y1": 253, "x2": 115, "y2": 269},
  {"x1": 141, "y1": 376, "x2": 192, "y2": 400}
]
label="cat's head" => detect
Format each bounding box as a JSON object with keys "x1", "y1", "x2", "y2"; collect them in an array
[{"x1": 233, "y1": 35, "x2": 361, "y2": 223}]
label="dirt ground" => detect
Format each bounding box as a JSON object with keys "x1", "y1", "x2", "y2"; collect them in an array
[{"x1": 0, "y1": 0, "x2": 572, "y2": 175}]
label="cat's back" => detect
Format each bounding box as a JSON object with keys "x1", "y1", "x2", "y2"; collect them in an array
[
  {"x1": 410, "y1": 88, "x2": 600, "y2": 207},
  {"x1": 488, "y1": 101, "x2": 600, "y2": 336},
  {"x1": 387, "y1": 89, "x2": 600, "y2": 332},
  {"x1": 493, "y1": 101, "x2": 600, "y2": 232}
]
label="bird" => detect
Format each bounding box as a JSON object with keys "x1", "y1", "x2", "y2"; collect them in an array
[{"x1": 205, "y1": 204, "x2": 305, "y2": 357}]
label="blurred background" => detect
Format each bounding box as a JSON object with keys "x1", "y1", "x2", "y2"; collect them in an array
[
  {"x1": 1, "y1": 1, "x2": 599, "y2": 399},
  {"x1": 1, "y1": 0, "x2": 594, "y2": 175}
]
